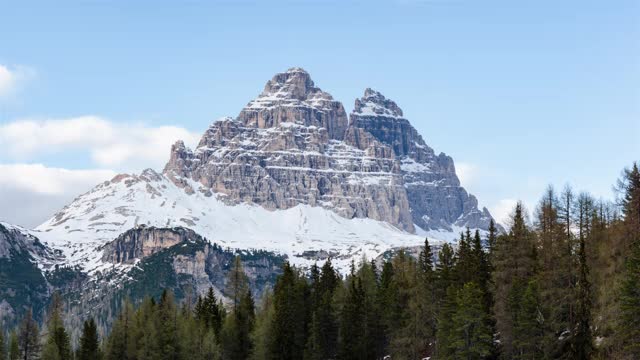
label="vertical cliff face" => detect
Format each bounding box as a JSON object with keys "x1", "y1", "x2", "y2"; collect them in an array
[
  {"x1": 350, "y1": 88, "x2": 494, "y2": 231},
  {"x1": 163, "y1": 68, "x2": 415, "y2": 232}
]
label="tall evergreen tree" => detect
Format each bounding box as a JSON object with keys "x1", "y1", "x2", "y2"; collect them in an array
[
  {"x1": 535, "y1": 186, "x2": 574, "y2": 358},
  {"x1": 573, "y1": 229, "x2": 593, "y2": 359},
  {"x1": 269, "y1": 262, "x2": 310, "y2": 360},
  {"x1": 512, "y1": 280, "x2": 544, "y2": 359},
  {"x1": 305, "y1": 259, "x2": 339, "y2": 360},
  {"x1": 221, "y1": 289, "x2": 255, "y2": 360},
  {"x1": 105, "y1": 300, "x2": 135, "y2": 360},
  {"x1": 17, "y1": 309, "x2": 40, "y2": 360},
  {"x1": 227, "y1": 256, "x2": 249, "y2": 311},
  {"x1": 8, "y1": 332, "x2": 18, "y2": 360},
  {"x1": 618, "y1": 162, "x2": 640, "y2": 357},
  {"x1": 78, "y1": 318, "x2": 100, "y2": 360},
  {"x1": 157, "y1": 290, "x2": 179, "y2": 359},
  {"x1": 492, "y1": 202, "x2": 537, "y2": 358},
  {"x1": 451, "y1": 282, "x2": 493, "y2": 359},
  {"x1": 337, "y1": 272, "x2": 366, "y2": 360},
  {"x1": 42, "y1": 293, "x2": 72, "y2": 360},
  {"x1": 0, "y1": 328, "x2": 5, "y2": 360}
]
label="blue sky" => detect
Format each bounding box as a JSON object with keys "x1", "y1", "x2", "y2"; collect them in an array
[{"x1": 0, "y1": 0, "x2": 638, "y2": 227}]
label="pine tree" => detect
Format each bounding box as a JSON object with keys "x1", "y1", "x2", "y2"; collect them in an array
[
  {"x1": 455, "y1": 230, "x2": 474, "y2": 286},
  {"x1": 535, "y1": 186, "x2": 574, "y2": 358},
  {"x1": 269, "y1": 262, "x2": 310, "y2": 360},
  {"x1": 435, "y1": 243, "x2": 456, "y2": 304},
  {"x1": 512, "y1": 279, "x2": 544, "y2": 359},
  {"x1": 250, "y1": 290, "x2": 274, "y2": 360},
  {"x1": 226, "y1": 256, "x2": 249, "y2": 311},
  {"x1": 357, "y1": 260, "x2": 385, "y2": 360},
  {"x1": 492, "y1": 202, "x2": 537, "y2": 358},
  {"x1": 573, "y1": 230, "x2": 593, "y2": 359},
  {"x1": 0, "y1": 328, "x2": 5, "y2": 360},
  {"x1": 42, "y1": 293, "x2": 72, "y2": 360},
  {"x1": 17, "y1": 309, "x2": 40, "y2": 360},
  {"x1": 451, "y1": 282, "x2": 493, "y2": 359},
  {"x1": 157, "y1": 290, "x2": 179, "y2": 359},
  {"x1": 619, "y1": 239, "x2": 640, "y2": 357},
  {"x1": 78, "y1": 318, "x2": 100, "y2": 360},
  {"x1": 378, "y1": 260, "x2": 397, "y2": 351},
  {"x1": 618, "y1": 162, "x2": 640, "y2": 357},
  {"x1": 221, "y1": 289, "x2": 255, "y2": 360},
  {"x1": 305, "y1": 259, "x2": 339, "y2": 360},
  {"x1": 105, "y1": 300, "x2": 135, "y2": 360},
  {"x1": 8, "y1": 332, "x2": 18, "y2": 360},
  {"x1": 198, "y1": 287, "x2": 224, "y2": 339},
  {"x1": 416, "y1": 238, "x2": 437, "y2": 357},
  {"x1": 337, "y1": 272, "x2": 366, "y2": 360},
  {"x1": 435, "y1": 286, "x2": 458, "y2": 358}
]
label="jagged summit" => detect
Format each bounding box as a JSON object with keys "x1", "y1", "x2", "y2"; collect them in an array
[
  {"x1": 238, "y1": 67, "x2": 348, "y2": 139},
  {"x1": 36, "y1": 67, "x2": 499, "y2": 277},
  {"x1": 354, "y1": 88, "x2": 404, "y2": 119}
]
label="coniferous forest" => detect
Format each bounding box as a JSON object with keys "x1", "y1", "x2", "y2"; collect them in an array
[{"x1": 1, "y1": 162, "x2": 639, "y2": 360}]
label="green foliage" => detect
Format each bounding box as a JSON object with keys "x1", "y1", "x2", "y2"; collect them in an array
[
  {"x1": 8, "y1": 332, "x2": 19, "y2": 360},
  {"x1": 78, "y1": 318, "x2": 100, "y2": 360},
  {"x1": 451, "y1": 282, "x2": 493, "y2": 359}
]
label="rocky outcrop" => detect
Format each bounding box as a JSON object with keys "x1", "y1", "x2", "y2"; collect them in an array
[
  {"x1": 164, "y1": 68, "x2": 414, "y2": 232},
  {"x1": 350, "y1": 89, "x2": 494, "y2": 231},
  {"x1": 101, "y1": 225, "x2": 198, "y2": 264},
  {"x1": 100, "y1": 226, "x2": 285, "y2": 299}
]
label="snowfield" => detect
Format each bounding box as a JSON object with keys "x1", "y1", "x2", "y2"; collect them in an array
[{"x1": 34, "y1": 169, "x2": 442, "y2": 274}]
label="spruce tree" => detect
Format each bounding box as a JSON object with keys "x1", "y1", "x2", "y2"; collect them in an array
[
  {"x1": 535, "y1": 187, "x2": 574, "y2": 358},
  {"x1": 512, "y1": 280, "x2": 544, "y2": 359},
  {"x1": 17, "y1": 309, "x2": 40, "y2": 360},
  {"x1": 269, "y1": 262, "x2": 310, "y2": 360},
  {"x1": 78, "y1": 318, "x2": 100, "y2": 360},
  {"x1": 619, "y1": 239, "x2": 640, "y2": 357},
  {"x1": 251, "y1": 290, "x2": 274, "y2": 360},
  {"x1": 618, "y1": 162, "x2": 640, "y2": 357},
  {"x1": 492, "y1": 202, "x2": 537, "y2": 358},
  {"x1": 451, "y1": 282, "x2": 493, "y2": 359},
  {"x1": 337, "y1": 273, "x2": 365, "y2": 360},
  {"x1": 105, "y1": 300, "x2": 134, "y2": 360},
  {"x1": 227, "y1": 256, "x2": 249, "y2": 311},
  {"x1": 8, "y1": 332, "x2": 18, "y2": 360},
  {"x1": 158, "y1": 290, "x2": 179, "y2": 359},
  {"x1": 42, "y1": 293, "x2": 72, "y2": 360},
  {"x1": 305, "y1": 259, "x2": 339, "y2": 360},
  {"x1": 573, "y1": 231, "x2": 593, "y2": 359},
  {"x1": 0, "y1": 328, "x2": 5, "y2": 360}
]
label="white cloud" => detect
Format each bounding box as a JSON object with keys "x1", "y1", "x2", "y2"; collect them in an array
[
  {"x1": 0, "y1": 116, "x2": 201, "y2": 171},
  {"x1": 0, "y1": 64, "x2": 35, "y2": 98},
  {"x1": 0, "y1": 164, "x2": 116, "y2": 227},
  {"x1": 488, "y1": 198, "x2": 519, "y2": 227}
]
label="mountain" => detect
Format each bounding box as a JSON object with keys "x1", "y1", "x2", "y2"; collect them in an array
[
  {"x1": 0, "y1": 222, "x2": 58, "y2": 324},
  {"x1": 2, "y1": 67, "x2": 498, "y2": 333},
  {"x1": 33, "y1": 68, "x2": 495, "y2": 274}
]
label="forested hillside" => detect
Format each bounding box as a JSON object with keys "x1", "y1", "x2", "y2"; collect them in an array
[{"x1": 1, "y1": 162, "x2": 639, "y2": 360}]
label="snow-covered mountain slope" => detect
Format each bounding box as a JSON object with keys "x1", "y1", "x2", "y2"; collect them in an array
[
  {"x1": 35, "y1": 169, "x2": 427, "y2": 274},
  {"x1": 33, "y1": 67, "x2": 498, "y2": 275}
]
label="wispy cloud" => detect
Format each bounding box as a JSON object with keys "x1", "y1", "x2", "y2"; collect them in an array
[
  {"x1": 0, "y1": 64, "x2": 35, "y2": 99},
  {"x1": 0, "y1": 164, "x2": 116, "y2": 227},
  {"x1": 0, "y1": 116, "x2": 201, "y2": 171}
]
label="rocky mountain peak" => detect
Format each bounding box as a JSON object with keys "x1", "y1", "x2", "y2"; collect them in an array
[
  {"x1": 261, "y1": 67, "x2": 319, "y2": 100},
  {"x1": 238, "y1": 67, "x2": 348, "y2": 139},
  {"x1": 354, "y1": 88, "x2": 404, "y2": 118}
]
